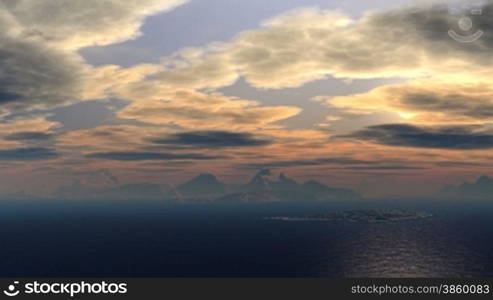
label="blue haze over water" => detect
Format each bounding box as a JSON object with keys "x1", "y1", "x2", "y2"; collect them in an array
[{"x1": 0, "y1": 200, "x2": 492, "y2": 278}]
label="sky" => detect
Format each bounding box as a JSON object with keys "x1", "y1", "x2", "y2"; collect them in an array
[{"x1": 0, "y1": 0, "x2": 492, "y2": 199}]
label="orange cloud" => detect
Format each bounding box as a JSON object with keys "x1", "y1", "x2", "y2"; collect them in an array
[
  {"x1": 327, "y1": 79, "x2": 493, "y2": 124},
  {"x1": 117, "y1": 90, "x2": 302, "y2": 130},
  {"x1": 0, "y1": 116, "x2": 60, "y2": 149}
]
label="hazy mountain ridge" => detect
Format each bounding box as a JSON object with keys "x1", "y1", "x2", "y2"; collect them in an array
[
  {"x1": 440, "y1": 175, "x2": 493, "y2": 199},
  {"x1": 56, "y1": 182, "x2": 176, "y2": 201},
  {"x1": 55, "y1": 169, "x2": 361, "y2": 202},
  {"x1": 176, "y1": 173, "x2": 226, "y2": 198},
  {"x1": 185, "y1": 169, "x2": 361, "y2": 203}
]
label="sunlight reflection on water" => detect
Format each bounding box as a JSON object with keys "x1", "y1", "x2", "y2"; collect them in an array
[{"x1": 324, "y1": 219, "x2": 487, "y2": 278}]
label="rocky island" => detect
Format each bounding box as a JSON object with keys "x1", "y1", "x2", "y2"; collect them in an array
[{"x1": 267, "y1": 209, "x2": 433, "y2": 223}]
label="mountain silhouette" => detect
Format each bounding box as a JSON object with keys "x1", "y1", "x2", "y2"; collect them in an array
[
  {"x1": 56, "y1": 182, "x2": 172, "y2": 200},
  {"x1": 272, "y1": 172, "x2": 300, "y2": 191},
  {"x1": 55, "y1": 170, "x2": 361, "y2": 202},
  {"x1": 215, "y1": 170, "x2": 360, "y2": 203},
  {"x1": 477, "y1": 175, "x2": 493, "y2": 186},
  {"x1": 301, "y1": 180, "x2": 360, "y2": 200},
  {"x1": 242, "y1": 169, "x2": 272, "y2": 191},
  {"x1": 177, "y1": 173, "x2": 226, "y2": 198},
  {"x1": 440, "y1": 175, "x2": 493, "y2": 199}
]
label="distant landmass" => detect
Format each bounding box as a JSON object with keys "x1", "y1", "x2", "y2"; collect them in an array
[
  {"x1": 56, "y1": 169, "x2": 361, "y2": 203},
  {"x1": 440, "y1": 175, "x2": 493, "y2": 199},
  {"x1": 178, "y1": 169, "x2": 361, "y2": 203},
  {"x1": 267, "y1": 209, "x2": 433, "y2": 223},
  {"x1": 56, "y1": 182, "x2": 176, "y2": 201},
  {"x1": 176, "y1": 173, "x2": 226, "y2": 198}
]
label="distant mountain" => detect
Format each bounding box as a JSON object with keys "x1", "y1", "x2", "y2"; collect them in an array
[
  {"x1": 477, "y1": 175, "x2": 493, "y2": 186},
  {"x1": 56, "y1": 170, "x2": 361, "y2": 203},
  {"x1": 301, "y1": 180, "x2": 361, "y2": 200},
  {"x1": 101, "y1": 183, "x2": 169, "y2": 200},
  {"x1": 214, "y1": 170, "x2": 361, "y2": 203},
  {"x1": 216, "y1": 191, "x2": 283, "y2": 204},
  {"x1": 302, "y1": 180, "x2": 331, "y2": 194},
  {"x1": 440, "y1": 175, "x2": 493, "y2": 199},
  {"x1": 242, "y1": 169, "x2": 272, "y2": 192},
  {"x1": 272, "y1": 172, "x2": 299, "y2": 191},
  {"x1": 177, "y1": 173, "x2": 226, "y2": 198},
  {"x1": 56, "y1": 182, "x2": 172, "y2": 200}
]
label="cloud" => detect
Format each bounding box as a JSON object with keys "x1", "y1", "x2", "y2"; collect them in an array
[
  {"x1": 0, "y1": 147, "x2": 59, "y2": 161},
  {"x1": 3, "y1": 0, "x2": 491, "y2": 121},
  {"x1": 85, "y1": 151, "x2": 226, "y2": 161},
  {"x1": 58, "y1": 125, "x2": 171, "y2": 152},
  {"x1": 0, "y1": 30, "x2": 84, "y2": 113},
  {"x1": 0, "y1": 116, "x2": 60, "y2": 148},
  {"x1": 4, "y1": 132, "x2": 54, "y2": 141},
  {"x1": 150, "y1": 131, "x2": 273, "y2": 149},
  {"x1": 66, "y1": 0, "x2": 493, "y2": 150},
  {"x1": 240, "y1": 157, "x2": 374, "y2": 169},
  {"x1": 0, "y1": 91, "x2": 21, "y2": 104},
  {"x1": 131, "y1": 1, "x2": 493, "y2": 92},
  {"x1": 117, "y1": 90, "x2": 301, "y2": 130},
  {"x1": 327, "y1": 79, "x2": 493, "y2": 124},
  {"x1": 81, "y1": 64, "x2": 164, "y2": 100},
  {"x1": 0, "y1": 0, "x2": 187, "y2": 115},
  {"x1": 341, "y1": 124, "x2": 493, "y2": 150},
  {"x1": 2, "y1": 0, "x2": 189, "y2": 50},
  {"x1": 0, "y1": 116, "x2": 59, "y2": 134},
  {"x1": 58, "y1": 124, "x2": 329, "y2": 165},
  {"x1": 343, "y1": 166, "x2": 427, "y2": 170},
  {"x1": 238, "y1": 156, "x2": 430, "y2": 173},
  {"x1": 433, "y1": 161, "x2": 487, "y2": 168}
]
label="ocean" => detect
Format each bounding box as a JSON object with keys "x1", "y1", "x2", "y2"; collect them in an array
[{"x1": 0, "y1": 200, "x2": 492, "y2": 278}]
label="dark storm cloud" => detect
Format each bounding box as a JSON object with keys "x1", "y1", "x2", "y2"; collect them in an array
[
  {"x1": 86, "y1": 151, "x2": 226, "y2": 161},
  {"x1": 342, "y1": 124, "x2": 493, "y2": 150},
  {"x1": 0, "y1": 147, "x2": 59, "y2": 160},
  {"x1": 5, "y1": 132, "x2": 54, "y2": 141},
  {"x1": 0, "y1": 36, "x2": 82, "y2": 113},
  {"x1": 149, "y1": 131, "x2": 273, "y2": 149}
]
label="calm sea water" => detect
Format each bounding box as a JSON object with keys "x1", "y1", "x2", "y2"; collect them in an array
[{"x1": 0, "y1": 200, "x2": 492, "y2": 277}]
